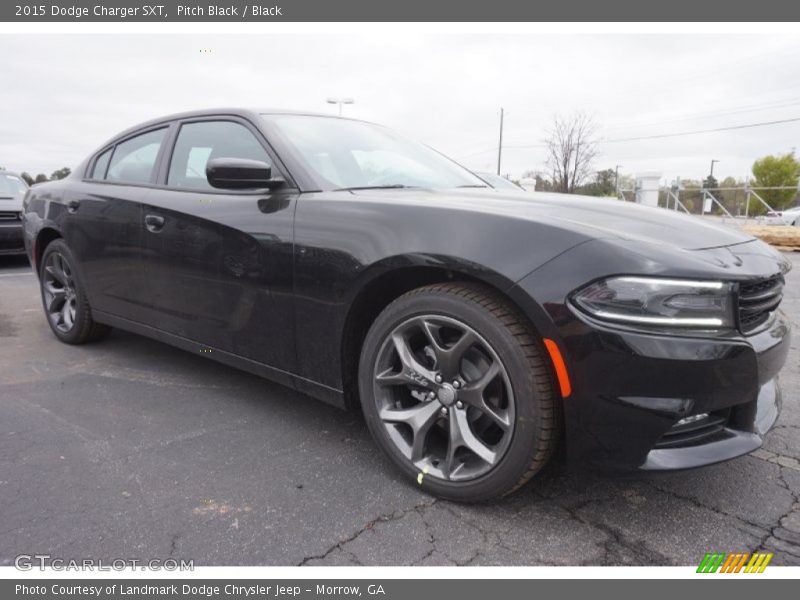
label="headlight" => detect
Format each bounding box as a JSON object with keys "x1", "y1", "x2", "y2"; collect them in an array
[{"x1": 571, "y1": 276, "x2": 735, "y2": 330}]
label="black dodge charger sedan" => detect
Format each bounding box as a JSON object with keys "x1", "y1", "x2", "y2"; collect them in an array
[{"x1": 22, "y1": 109, "x2": 791, "y2": 501}]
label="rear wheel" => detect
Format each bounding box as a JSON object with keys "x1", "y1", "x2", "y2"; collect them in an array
[
  {"x1": 39, "y1": 239, "x2": 110, "y2": 344},
  {"x1": 358, "y1": 282, "x2": 558, "y2": 502}
]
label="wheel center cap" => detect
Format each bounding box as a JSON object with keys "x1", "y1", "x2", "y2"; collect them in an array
[{"x1": 437, "y1": 383, "x2": 456, "y2": 407}]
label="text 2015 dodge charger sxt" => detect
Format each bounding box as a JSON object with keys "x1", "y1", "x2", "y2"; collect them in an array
[{"x1": 22, "y1": 109, "x2": 792, "y2": 501}]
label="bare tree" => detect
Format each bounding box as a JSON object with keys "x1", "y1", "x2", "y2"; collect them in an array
[{"x1": 544, "y1": 112, "x2": 599, "y2": 193}]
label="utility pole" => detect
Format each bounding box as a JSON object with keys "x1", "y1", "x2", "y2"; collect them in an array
[{"x1": 496, "y1": 108, "x2": 504, "y2": 176}]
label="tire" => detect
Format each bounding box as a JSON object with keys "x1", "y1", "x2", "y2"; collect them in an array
[
  {"x1": 358, "y1": 282, "x2": 558, "y2": 502},
  {"x1": 39, "y1": 239, "x2": 111, "y2": 344}
]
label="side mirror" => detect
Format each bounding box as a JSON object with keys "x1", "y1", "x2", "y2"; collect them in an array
[{"x1": 206, "y1": 157, "x2": 285, "y2": 190}]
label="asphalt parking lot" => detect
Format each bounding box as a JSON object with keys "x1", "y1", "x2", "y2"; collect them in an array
[{"x1": 1, "y1": 252, "x2": 799, "y2": 567}]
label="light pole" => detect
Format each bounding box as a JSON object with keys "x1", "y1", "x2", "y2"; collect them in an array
[
  {"x1": 497, "y1": 107, "x2": 504, "y2": 176},
  {"x1": 709, "y1": 159, "x2": 719, "y2": 181},
  {"x1": 326, "y1": 97, "x2": 354, "y2": 116}
]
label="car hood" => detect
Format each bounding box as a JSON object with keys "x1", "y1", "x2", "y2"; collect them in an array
[
  {"x1": 353, "y1": 188, "x2": 753, "y2": 251},
  {"x1": 0, "y1": 193, "x2": 24, "y2": 212}
]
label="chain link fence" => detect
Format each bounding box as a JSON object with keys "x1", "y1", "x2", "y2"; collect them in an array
[{"x1": 618, "y1": 180, "x2": 800, "y2": 225}]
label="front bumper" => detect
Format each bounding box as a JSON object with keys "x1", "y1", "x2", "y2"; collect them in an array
[
  {"x1": 640, "y1": 379, "x2": 780, "y2": 470},
  {"x1": 560, "y1": 311, "x2": 789, "y2": 471},
  {"x1": 508, "y1": 237, "x2": 792, "y2": 473},
  {"x1": 0, "y1": 221, "x2": 25, "y2": 255}
]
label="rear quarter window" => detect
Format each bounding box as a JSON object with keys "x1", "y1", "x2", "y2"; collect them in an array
[
  {"x1": 90, "y1": 148, "x2": 112, "y2": 180},
  {"x1": 106, "y1": 128, "x2": 167, "y2": 185}
]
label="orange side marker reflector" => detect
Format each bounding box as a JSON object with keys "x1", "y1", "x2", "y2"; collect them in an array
[{"x1": 543, "y1": 338, "x2": 572, "y2": 398}]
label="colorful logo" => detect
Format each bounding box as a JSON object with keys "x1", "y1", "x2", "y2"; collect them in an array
[{"x1": 697, "y1": 552, "x2": 773, "y2": 573}]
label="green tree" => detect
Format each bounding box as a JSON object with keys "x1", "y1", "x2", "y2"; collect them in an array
[
  {"x1": 539, "y1": 175, "x2": 556, "y2": 192},
  {"x1": 717, "y1": 176, "x2": 745, "y2": 215},
  {"x1": 677, "y1": 179, "x2": 704, "y2": 214},
  {"x1": 20, "y1": 172, "x2": 34, "y2": 186},
  {"x1": 751, "y1": 153, "x2": 800, "y2": 210},
  {"x1": 50, "y1": 167, "x2": 71, "y2": 180},
  {"x1": 702, "y1": 174, "x2": 719, "y2": 190},
  {"x1": 578, "y1": 168, "x2": 617, "y2": 197},
  {"x1": 33, "y1": 173, "x2": 48, "y2": 184},
  {"x1": 600, "y1": 172, "x2": 614, "y2": 195}
]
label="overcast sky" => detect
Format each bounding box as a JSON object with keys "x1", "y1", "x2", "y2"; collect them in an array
[{"x1": 2, "y1": 33, "x2": 799, "y2": 185}]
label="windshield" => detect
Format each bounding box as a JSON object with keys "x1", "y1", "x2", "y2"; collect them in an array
[
  {"x1": 0, "y1": 173, "x2": 28, "y2": 196},
  {"x1": 265, "y1": 115, "x2": 486, "y2": 191}
]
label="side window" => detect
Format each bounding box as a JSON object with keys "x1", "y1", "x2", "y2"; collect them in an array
[
  {"x1": 91, "y1": 148, "x2": 112, "y2": 180},
  {"x1": 106, "y1": 128, "x2": 167, "y2": 184},
  {"x1": 168, "y1": 121, "x2": 271, "y2": 190}
]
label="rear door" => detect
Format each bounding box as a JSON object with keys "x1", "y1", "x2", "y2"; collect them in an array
[
  {"x1": 63, "y1": 126, "x2": 170, "y2": 322},
  {"x1": 140, "y1": 117, "x2": 298, "y2": 372}
]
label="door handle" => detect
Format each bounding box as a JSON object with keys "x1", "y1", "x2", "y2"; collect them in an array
[
  {"x1": 144, "y1": 214, "x2": 165, "y2": 232},
  {"x1": 66, "y1": 200, "x2": 80, "y2": 213}
]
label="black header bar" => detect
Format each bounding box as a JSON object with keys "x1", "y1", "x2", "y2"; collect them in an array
[{"x1": 3, "y1": 0, "x2": 800, "y2": 22}]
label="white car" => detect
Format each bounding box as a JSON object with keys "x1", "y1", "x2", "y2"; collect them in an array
[
  {"x1": 764, "y1": 206, "x2": 800, "y2": 226},
  {"x1": 0, "y1": 171, "x2": 28, "y2": 255}
]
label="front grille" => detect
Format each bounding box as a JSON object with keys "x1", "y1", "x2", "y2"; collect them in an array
[
  {"x1": 738, "y1": 274, "x2": 784, "y2": 333},
  {"x1": 0, "y1": 211, "x2": 21, "y2": 221},
  {"x1": 654, "y1": 411, "x2": 730, "y2": 449}
]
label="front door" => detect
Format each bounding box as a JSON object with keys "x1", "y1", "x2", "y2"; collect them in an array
[{"x1": 140, "y1": 118, "x2": 297, "y2": 372}]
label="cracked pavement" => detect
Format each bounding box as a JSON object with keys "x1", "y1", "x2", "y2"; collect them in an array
[{"x1": 0, "y1": 252, "x2": 798, "y2": 566}]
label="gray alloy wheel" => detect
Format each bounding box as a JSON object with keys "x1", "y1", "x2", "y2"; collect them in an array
[
  {"x1": 372, "y1": 314, "x2": 515, "y2": 482},
  {"x1": 359, "y1": 282, "x2": 558, "y2": 502},
  {"x1": 38, "y1": 239, "x2": 111, "y2": 344},
  {"x1": 42, "y1": 250, "x2": 78, "y2": 333}
]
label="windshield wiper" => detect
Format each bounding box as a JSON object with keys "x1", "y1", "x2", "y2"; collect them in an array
[{"x1": 334, "y1": 184, "x2": 418, "y2": 191}]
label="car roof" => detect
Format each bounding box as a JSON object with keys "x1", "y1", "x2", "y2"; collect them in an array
[{"x1": 99, "y1": 108, "x2": 362, "y2": 150}]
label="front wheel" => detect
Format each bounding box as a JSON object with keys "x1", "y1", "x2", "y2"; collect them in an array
[
  {"x1": 39, "y1": 239, "x2": 110, "y2": 344},
  {"x1": 358, "y1": 283, "x2": 558, "y2": 502}
]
